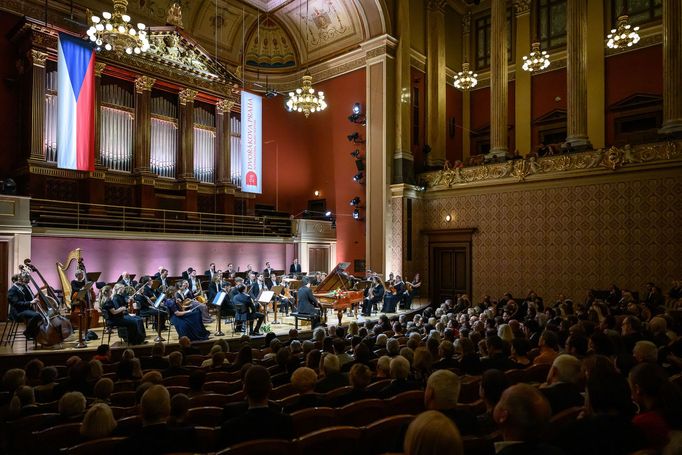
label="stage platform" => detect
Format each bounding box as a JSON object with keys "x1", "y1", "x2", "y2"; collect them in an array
[{"x1": 0, "y1": 298, "x2": 429, "y2": 358}]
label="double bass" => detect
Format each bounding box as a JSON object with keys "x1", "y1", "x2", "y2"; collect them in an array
[{"x1": 22, "y1": 259, "x2": 74, "y2": 347}]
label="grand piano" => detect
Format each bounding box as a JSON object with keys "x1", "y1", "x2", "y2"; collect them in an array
[{"x1": 313, "y1": 262, "x2": 365, "y2": 325}]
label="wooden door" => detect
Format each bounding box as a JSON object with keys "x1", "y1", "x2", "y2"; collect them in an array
[
  {"x1": 308, "y1": 246, "x2": 330, "y2": 273},
  {"x1": 431, "y1": 244, "x2": 470, "y2": 304}
]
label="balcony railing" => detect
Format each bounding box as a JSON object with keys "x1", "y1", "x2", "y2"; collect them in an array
[{"x1": 30, "y1": 199, "x2": 293, "y2": 238}]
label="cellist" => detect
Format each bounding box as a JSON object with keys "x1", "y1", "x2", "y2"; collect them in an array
[{"x1": 7, "y1": 273, "x2": 42, "y2": 339}]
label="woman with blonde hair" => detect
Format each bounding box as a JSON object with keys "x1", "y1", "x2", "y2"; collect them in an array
[
  {"x1": 80, "y1": 403, "x2": 117, "y2": 440},
  {"x1": 404, "y1": 410, "x2": 463, "y2": 455}
]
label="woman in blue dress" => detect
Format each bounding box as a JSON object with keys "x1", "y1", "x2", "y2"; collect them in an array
[{"x1": 165, "y1": 286, "x2": 210, "y2": 342}]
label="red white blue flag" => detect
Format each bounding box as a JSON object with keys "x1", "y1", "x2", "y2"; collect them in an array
[{"x1": 57, "y1": 33, "x2": 95, "y2": 171}]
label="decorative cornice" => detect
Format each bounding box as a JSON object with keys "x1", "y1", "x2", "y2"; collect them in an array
[
  {"x1": 513, "y1": 0, "x2": 532, "y2": 16},
  {"x1": 427, "y1": 0, "x2": 448, "y2": 13},
  {"x1": 216, "y1": 99, "x2": 235, "y2": 115},
  {"x1": 94, "y1": 62, "x2": 107, "y2": 77},
  {"x1": 134, "y1": 75, "x2": 156, "y2": 93},
  {"x1": 462, "y1": 10, "x2": 472, "y2": 35},
  {"x1": 178, "y1": 88, "x2": 198, "y2": 105},
  {"x1": 420, "y1": 141, "x2": 682, "y2": 191},
  {"x1": 361, "y1": 34, "x2": 399, "y2": 62},
  {"x1": 27, "y1": 49, "x2": 47, "y2": 67}
]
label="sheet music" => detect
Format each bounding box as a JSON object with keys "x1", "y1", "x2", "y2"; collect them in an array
[
  {"x1": 212, "y1": 291, "x2": 227, "y2": 307},
  {"x1": 153, "y1": 293, "x2": 166, "y2": 309},
  {"x1": 258, "y1": 290, "x2": 275, "y2": 303}
]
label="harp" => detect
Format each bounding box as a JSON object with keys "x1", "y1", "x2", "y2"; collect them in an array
[{"x1": 56, "y1": 248, "x2": 82, "y2": 309}]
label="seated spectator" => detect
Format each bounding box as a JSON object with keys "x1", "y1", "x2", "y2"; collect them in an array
[
  {"x1": 386, "y1": 338, "x2": 401, "y2": 358},
  {"x1": 24, "y1": 359, "x2": 44, "y2": 387},
  {"x1": 331, "y1": 363, "x2": 374, "y2": 407},
  {"x1": 8, "y1": 385, "x2": 37, "y2": 418},
  {"x1": 375, "y1": 355, "x2": 391, "y2": 379},
  {"x1": 201, "y1": 345, "x2": 224, "y2": 368},
  {"x1": 285, "y1": 367, "x2": 322, "y2": 413},
  {"x1": 493, "y1": 384, "x2": 564, "y2": 454},
  {"x1": 142, "y1": 342, "x2": 170, "y2": 370},
  {"x1": 33, "y1": 366, "x2": 59, "y2": 403},
  {"x1": 565, "y1": 334, "x2": 589, "y2": 359},
  {"x1": 477, "y1": 369, "x2": 510, "y2": 434},
  {"x1": 85, "y1": 360, "x2": 104, "y2": 395},
  {"x1": 341, "y1": 342, "x2": 371, "y2": 372},
  {"x1": 140, "y1": 370, "x2": 163, "y2": 385},
  {"x1": 315, "y1": 354, "x2": 349, "y2": 393},
  {"x1": 480, "y1": 336, "x2": 518, "y2": 372},
  {"x1": 93, "y1": 344, "x2": 112, "y2": 363},
  {"x1": 92, "y1": 378, "x2": 114, "y2": 404},
  {"x1": 220, "y1": 365, "x2": 293, "y2": 447},
  {"x1": 633, "y1": 340, "x2": 658, "y2": 364},
  {"x1": 456, "y1": 338, "x2": 482, "y2": 375},
  {"x1": 379, "y1": 356, "x2": 418, "y2": 398},
  {"x1": 424, "y1": 370, "x2": 478, "y2": 435},
  {"x1": 533, "y1": 331, "x2": 560, "y2": 366},
  {"x1": 179, "y1": 336, "x2": 201, "y2": 357},
  {"x1": 404, "y1": 410, "x2": 463, "y2": 455},
  {"x1": 168, "y1": 393, "x2": 191, "y2": 427},
  {"x1": 163, "y1": 351, "x2": 190, "y2": 378},
  {"x1": 413, "y1": 347, "x2": 434, "y2": 387},
  {"x1": 118, "y1": 357, "x2": 143, "y2": 381},
  {"x1": 334, "y1": 338, "x2": 353, "y2": 367},
  {"x1": 432, "y1": 340, "x2": 458, "y2": 370},
  {"x1": 227, "y1": 345, "x2": 252, "y2": 372},
  {"x1": 187, "y1": 370, "x2": 207, "y2": 397},
  {"x1": 119, "y1": 385, "x2": 196, "y2": 454},
  {"x1": 629, "y1": 362, "x2": 682, "y2": 450},
  {"x1": 510, "y1": 338, "x2": 531, "y2": 367},
  {"x1": 59, "y1": 391, "x2": 87, "y2": 422},
  {"x1": 81, "y1": 403, "x2": 117, "y2": 440},
  {"x1": 540, "y1": 354, "x2": 584, "y2": 415},
  {"x1": 207, "y1": 352, "x2": 229, "y2": 371},
  {"x1": 305, "y1": 349, "x2": 322, "y2": 375}
]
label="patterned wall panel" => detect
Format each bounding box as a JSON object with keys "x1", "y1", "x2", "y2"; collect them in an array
[
  {"x1": 420, "y1": 171, "x2": 682, "y2": 302},
  {"x1": 390, "y1": 197, "x2": 403, "y2": 275}
]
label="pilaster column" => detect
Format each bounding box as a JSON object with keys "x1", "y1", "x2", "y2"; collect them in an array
[
  {"x1": 215, "y1": 99, "x2": 236, "y2": 215},
  {"x1": 94, "y1": 62, "x2": 106, "y2": 167},
  {"x1": 489, "y1": 0, "x2": 508, "y2": 158},
  {"x1": 177, "y1": 88, "x2": 198, "y2": 180},
  {"x1": 586, "y1": 0, "x2": 605, "y2": 149},
  {"x1": 26, "y1": 49, "x2": 47, "y2": 161},
  {"x1": 565, "y1": 0, "x2": 591, "y2": 149},
  {"x1": 134, "y1": 75, "x2": 155, "y2": 174},
  {"x1": 426, "y1": 0, "x2": 447, "y2": 166},
  {"x1": 660, "y1": 0, "x2": 682, "y2": 135},
  {"x1": 362, "y1": 36, "x2": 397, "y2": 276},
  {"x1": 514, "y1": 0, "x2": 532, "y2": 154},
  {"x1": 462, "y1": 11, "x2": 472, "y2": 162},
  {"x1": 393, "y1": 0, "x2": 414, "y2": 183}
]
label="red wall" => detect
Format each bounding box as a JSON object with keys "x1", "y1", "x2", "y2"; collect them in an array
[
  {"x1": 259, "y1": 69, "x2": 367, "y2": 272},
  {"x1": 531, "y1": 68, "x2": 567, "y2": 149},
  {"x1": 445, "y1": 84, "x2": 463, "y2": 163},
  {"x1": 411, "y1": 68, "x2": 426, "y2": 172},
  {"x1": 0, "y1": 12, "x2": 22, "y2": 177},
  {"x1": 470, "y1": 86, "x2": 490, "y2": 131}
]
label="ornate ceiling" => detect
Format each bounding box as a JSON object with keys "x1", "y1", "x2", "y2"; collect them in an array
[{"x1": 3, "y1": 0, "x2": 389, "y2": 73}]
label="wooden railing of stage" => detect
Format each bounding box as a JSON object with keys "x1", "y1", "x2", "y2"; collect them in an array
[{"x1": 30, "y1": 199, "x2": 293, "y2": 238}]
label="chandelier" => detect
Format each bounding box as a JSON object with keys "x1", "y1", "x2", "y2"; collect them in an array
[
  {"x1": 453, "y1": 62, "x2": 478, "y2": 91},
  {"x1": 286, "y1": 71, "x2": 327, "y2": 117},
  {"x1": 522, "y1": 42, "x2": 550, "y2": 73},
  {"x1": 607, "y1": 15, "x2": 640, "y2": 49},
  {"x1": 86, "y1": 0, "x2": 149, "y2": 55}
]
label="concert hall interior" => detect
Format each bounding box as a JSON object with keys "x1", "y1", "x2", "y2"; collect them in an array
[{"x1": 0, "y1": 0, "x2": 681, "y2": 454}]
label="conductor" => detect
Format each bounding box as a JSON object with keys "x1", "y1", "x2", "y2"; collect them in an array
[{"x1": 296, "y1": 277, "x2": 321, "y2": 328}]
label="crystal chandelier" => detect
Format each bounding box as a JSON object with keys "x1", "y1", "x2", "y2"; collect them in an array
[
  {"x1": 286, "y1": 71, "x2": 327, "y2": 117},
  {"x1": 86, "y1": 0, "x2": 149, "y2": 55},
  {"x1": 453, "y1": 62, "x2": 478, "y2": 91},
  {"x1": 522, "y1": 42, "x2": 550, "y2": 73},
  {"x1": 607, "y1": 15, "x2": 640, "y2": 49}
]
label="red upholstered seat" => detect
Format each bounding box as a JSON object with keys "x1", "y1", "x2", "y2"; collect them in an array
[
  {"x1": 290, "y1": 406, "x2": 337, "y2": 436},
  {"x1": 385, "y1": 390, "x2": 425, "y2": 415},
  {"x1": 31, "y1": 422, "x2": 82, "y2": 452},
  {"x1": 66, "y1": 436, "x2": 126, "y2": 455},
  {"x1": 189, "y1": 393, "x2": 231, "y2": 408},
  {"x1": 216, "y1": 439, "x2": 293, "y2": 455},
  {"x1": 163, "y1": 375, "x2": 190, "y2": 387},
  {"x1": 336, "y1": 398, "x2": 386, "y2": 426},
  {"x1": 186, "y1": 406, "x2": 223, "y2": 427},
  {"x1": 295, "y1": 426, "x2": 363, "y2": 454},
  {"x1": 363, "y1": 414, "x2": 414, "y2": 455}
]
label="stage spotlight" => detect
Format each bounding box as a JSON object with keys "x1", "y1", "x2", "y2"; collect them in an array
[
  {"x1": 349, "y1": 196, "x2": 360, "y2": 206},
  {"x1": 355, "y1": 159, "x2": 365, "y2": 171},
  {"x1": 350, "y1": 149, "x2": 360, "y2": 158},
  {"x1": 324, "y1": 210, "x2": 333, "y2": 218},
  {"x1": 352, "y1": 208, "x2": 360, "y2": 220},
  {"x1": 347, "y1": 132, "x2": 360, "y2": 142},
  {"x1": 352, "y1": 103, "x2": 361, "y2": 115},
  {"x1": 353, "y1": 172, "x2": 364, "y2": 182},
  {"x1": 348, "y1": 102, "x2": 366, "y2": 124}
]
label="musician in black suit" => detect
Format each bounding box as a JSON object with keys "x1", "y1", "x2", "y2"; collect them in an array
[
  {"x1": 118, "y1": 271, "x2": 137, "y2": 288},
  {"x1": 289, "y1": 258, "x2": 302, "y2": 274},
  {"x1": 7, "y1": 274, "x2": 42, "y2": 338},
  {"x1": 205, "y1": 263, "x2": 218, "y2": 281},
  {"x1": 233, "y1": 284, "x2": 264, "y2": 335},
  {"x1": 134, "y1": 276, "x2": 168, "y2": 330},
  {"x1": 263, "y1": 262, "x2": 274, "y2": 277},
  {"x1": 296, "y1": 278, "x2": 321, "y2": 328},
  {"x1": 362, "y1": 276, "x2": 385, "y2": 316},
  {"x1": 152, "y1": 268, "x2": 169, "y2": 289}
]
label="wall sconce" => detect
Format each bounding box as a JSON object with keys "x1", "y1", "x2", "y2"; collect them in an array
[
  {"x1": 349, "y1": 196, "x2": 360, "y2": 206},
  {"x1": 445, "y1": 214, "x2": 452, "y2": 222},
  {"x1": 353, "y1": 172, "x2": 364, "y2": 183},
  {"x1": 314, "y1": 190, "x2": 320, "y2": 197},
  {"x1": 348, "y1": 102, "x2": 366, "y2": 125}
]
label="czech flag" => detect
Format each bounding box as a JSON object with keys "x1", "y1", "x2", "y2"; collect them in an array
[{"x1": 57, "y1": 33, "x2": 95, "y2": 172}]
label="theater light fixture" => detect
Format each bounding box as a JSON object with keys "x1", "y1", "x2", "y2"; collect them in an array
[
  {"x1": 353, "y1": 172, "x2": 364, "y2": 183},
  {"x1": 352, "y1": 103, "x2": 361, "y2": 115},
  {"x1": 314, "y1": 190, "x2": 320, "y2": 197},
  {"x1": 445, "y1": 214, "x2": 452, "y2": 222},
  {"x1": 324, "y1": 210, "x2": 333, "y2": 218},
  {"x1": 522, "y1": 42, "x2": 550, "y2": 73},
  {"x1": 350, "y1": 149, "x2": 360, "y2": 158},
  {"x1": 87, "y1": 0, "x2": 149, "y2": 55},
  {"x1": 453, "y1": 62, "x2": 478, "y2": 91},
  {"x1": 349, "y1": 197, "x2": 360, "y2": 206},
  {"x1": 353, "y1": 208, "x2": 360, "y2": 220},
  {"x1": 355, "y1": 159, "x2": 365, "y2": 171},
  {"x1": 348, "y1": 102, "x2": 366, "y2": 125},
  {"x1": 607, "y1": 15, "x2": 640, "y2": 49},
  {"x1": 347, "y1": 132, "x2": 364, "y2": 143}
]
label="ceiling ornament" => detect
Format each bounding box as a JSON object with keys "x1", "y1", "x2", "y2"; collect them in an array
[
  {"x1": 245, "y1": 16, "x2": 296, "y2": 70},
  {"x1": 166, "y1": 3, "x2": 184, "y2": 29}
]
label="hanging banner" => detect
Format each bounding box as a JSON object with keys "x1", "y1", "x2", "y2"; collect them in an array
[{"x1": 240, "y1": 91, "x2": 262, "y2": 194}]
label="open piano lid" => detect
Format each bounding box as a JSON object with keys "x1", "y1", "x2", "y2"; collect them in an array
[{"x1": 314, "y1": 262, "x2": 352, "y2": 293}]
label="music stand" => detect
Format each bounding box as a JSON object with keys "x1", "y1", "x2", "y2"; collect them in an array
[
  {"x1": 153, "y1": 293, "x2": 167, "y2": 342},
  {"x1": 85, "y1": 272, "x2": 101, "y2": 282},
  {"x1": 212, "y1": 291, "x2": 227, "y2": 336},
  {"x1": 73, "y1": 282, "x2": 95, "y2": 349},
  {"x1": 258, "y1": 290, "x2": 276, "y2": 323}
]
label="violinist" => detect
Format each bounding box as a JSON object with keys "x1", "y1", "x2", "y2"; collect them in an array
[
  {"x1": 206, "y1": 272, "x2": 224, "y2": 304},
  {"x1": 362, "y1": 276, "x2": 385, "y2": 316},
  {"x1": 165, "y1": 286, "x2": 210, "y2": 342},
  {"x1": 7, "y1": 273, "x2": 42, "y2": 339},
  {"x1": 134, "y1": 276, "x2": 168, "y2": 331},
  {"x1": 273, "y1": 274, "x2": 293, "y2": 317},
  {"x1": 233, "y1": 284, "x2": 264, "y2": 335},
  {"x1": 175, "y1": 280, "x2": 213, "y2": 324},
  {"x1": 405, "y1": 273, "x2": 422, "y2": 309},
  {"x1": 101, "y1": 284, "x2": 146, "y2": 345},
  {"x1": 118, "y1": 271, "x2": 137, "y2": 289}
]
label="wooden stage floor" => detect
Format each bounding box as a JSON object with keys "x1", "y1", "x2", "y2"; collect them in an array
[{"x1": 0, "y1": 299, "x2": 427, "y2": 356}]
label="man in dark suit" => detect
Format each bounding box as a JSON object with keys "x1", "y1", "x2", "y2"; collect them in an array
[
  {"x1": 152, "y1": 268, "x2": 169, "y2": 289},
  {"x1": 205, "y1": 263, "x2": 218, "y2": 281},
  {"x1": 233, "y1": 284, "x2": 264, "y2": 335},
  {"x1": 296, "y1": 278, "x2": 321, "y2": 328},
  {"x1": 118, "y1": 271, "x2": 137, "y2": 288},
  {"x1": 315, "y1": 354, "x2": 349, "y2": 393},
  {"x1": 540, "y1": 354, "x2": 584, "y2": 415},
  {"x1": 263, "y1": 262, "x2": 274, "y2": 282},
  {"x1": 134, "y1": 276, "x2": 167, "y2": 330},
  {"x1": 480, "y1": 336, "x2": 519, "y2": 372},
  {"x1": 220, "y1": 365, "x2": 293, "y2": 446},
  {"x1": 378, "y1": 356, "x2": 419, "y2": 398},
  {"x1": 425, "y1": 370, "x2": 479, "y2": 435},
  {"x1": 7, "y1": 274, "x2": 42, "y2": 338},
  {"x1": 289, "y1": 258, "x2": 302, "y2": 274},
  {"x1": 120, "y1": 385, "x2": 196, "y2": 454},
  {"x1": 362, "y1": 276, "x2": 385, "y2": 316}
]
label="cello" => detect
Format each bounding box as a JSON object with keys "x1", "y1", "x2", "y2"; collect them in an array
[{"x1": 22, "y1": 259, "x2": 74, "y2": 347}]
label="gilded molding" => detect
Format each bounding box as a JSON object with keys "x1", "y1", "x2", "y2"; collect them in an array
[
  {"x1": 421, "y1": 141, "x2": 682, "y2": 189},
  {"x1": 462, "y1": 11, "x2": 472, "y2": 35},
  {"x1": 513, "y1": 0, "x2": 532, "y2": 16},
  {"x1": 27, "y1": 49, "x2": 47, "y2": 67},
  {"x1": 178, "y1": 88, "x2": 198, "y2": 105},
  {"x1": 94, "y1": 62, "x2": 107, "y2": 77},
  {"x1": 427, "y1": 0, "x2": 447, "y2": 13},
  {"x1": 216, "y1": 99, "x2": 235, "y2": 115},
  {"x1": 134, "y1": 75, "x2": 156, "y2": 93}
]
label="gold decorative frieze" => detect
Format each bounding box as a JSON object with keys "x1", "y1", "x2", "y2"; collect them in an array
[
  {"x1": 216, "y1": 99, "x2": 235, "y2": 115},
  {"x1": 178, "y1": 88, "x2": 198, "y2": 105},
  {"x1": 134, "y1": 75, "x2": 156, "y2": 93},
  {"x1": 422, "y1": 140, "x2": 682, "y2": 189},
  {"x1": 427, "y1": 0, "x2": 447, "y2": 13},
  {"x1": 27, "y1": 49, "x2": 47, "y2": 67},
  {"x1": 513, "y1": 0, "x2": 532, "y2": 15},
  {"x1": 94, "y1": 62, "x2": 107, "y2": 77}
]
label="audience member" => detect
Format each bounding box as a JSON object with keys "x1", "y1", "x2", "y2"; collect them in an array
[
  {"x1": 424, "y1": 370, "x2": 478, "y2": 435},
  {"x1": 80, "y1": 403, "x2": 117, "y2": 440},
  {"x1": 540, "y1": 354, "x2": 584, "y2": 414},
  {"x1": 404, "y1": 410, "x2": 463, "y2": 455}
]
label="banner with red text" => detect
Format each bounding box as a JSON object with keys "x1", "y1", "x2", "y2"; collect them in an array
[{"x1": 240, "y1": 91, "x2": 262, "y2": 194}]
